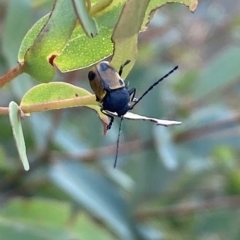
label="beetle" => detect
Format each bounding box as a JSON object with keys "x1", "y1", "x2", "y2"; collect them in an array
[
  {"x1": 88, "y1": 60, "x2": 134, "y2": 130},
  {"x1": 88, "y1": 60, "x2": 178, "y2": 167}
]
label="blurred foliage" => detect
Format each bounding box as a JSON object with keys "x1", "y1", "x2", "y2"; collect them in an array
[{"x1": 1, "y1": 0, "x2": 240, "y2": 240}]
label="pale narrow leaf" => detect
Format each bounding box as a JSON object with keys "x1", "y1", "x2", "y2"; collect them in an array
[
  {"x1": 103, "y1": 110, "x2": 181, "y2": 126},
  {"x1": 9, "y1": 101, "x2": 30, "y2": 171}
]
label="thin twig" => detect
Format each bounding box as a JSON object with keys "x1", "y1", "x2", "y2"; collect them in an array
[
  {"x1": 0, "y1": 63, "x2": 24, "y2": 88},
  {"x1": 136, "y1": 195, "x2": 240, "y2": 219},
  {"x1": 174, "y1": 113, "x2": 240, "y2": 142},
  {"x1": 52, "y1": 139, "x2": 152, "y2": 162},
  {"x1": 184, "y1": 75, "x2": 240, "y2": 112},
  {"x1": 0, "y1": 107, "x2": 9, "y2": 115}
]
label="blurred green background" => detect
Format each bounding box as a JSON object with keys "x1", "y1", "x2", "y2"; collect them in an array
[{"x1": 1, "y1": 0, "x2": 240, "y2": 239}]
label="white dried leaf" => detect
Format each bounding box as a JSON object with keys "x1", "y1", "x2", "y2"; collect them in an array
[{"x1": 103, "y1": 110, "x2": 181, "y2": 127}]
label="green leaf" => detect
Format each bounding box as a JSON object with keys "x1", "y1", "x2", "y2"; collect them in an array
[
  {"x1": 1, "y1": 198, "x2": 70, "y2": 226},
  {"x1": 0, "y1": 198, "x2": 116, "y2": 240},
  {"x1": 73, "y1": 213, "x2": 117, "y2": 240},
  {"x1": 154, "y1": 126, "x2": 178, "y2": 170},
  {"x1": 72, "y1": 0, "x2": 98, "y2": 37},
  {"x1": 18, "y1": 2, "x2": 114, "y2": 75},
  {"x1": 8, "y1": 101, "x2": 29, "y2": 171},
  {"x1": 91, "y1": 0, "x2": 125, "y2": 28},
  {"x1": 192, "y1": 47, "x2": 240, "y2": 99},
  {"x1": 143, "y1": 0, "x2": 198, "y2": 30},
  {"x1": 0, "y1": 198, "x2": 74, "y2": 240},
  {"x1": 54, "y1": 22, "x2": 113, "y2": 72},
  {"x1": 111, "y1": 0, "x2": 150, "y2": 78},
  {"x1": 17, "y1": 0, "x2": 198, "y2": 82},
  {"x1": 23, "y1": 0, "x2": 77, "y2": 82},
  {"x1": 111, "y1": 0, "x2": 198, "y2": 78},
  {"x1": 50, "y1": 161, "x2": 136, "y2": 239},
  {"x1": 20, "y1": 82, "x2": 95, "y2": 106},
  {"x1": 18, "y1": 15, "x2": 49, "y2": 62},
  {"x1": 20, "y1": 82, "x2": 109, "y2": 129}
]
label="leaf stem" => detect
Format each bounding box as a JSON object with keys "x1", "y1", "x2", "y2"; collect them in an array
[
  {"x1": 0, "y1": 95, "x2": 97, "y2": 115},
  {"x1": 21, "y1": 95, "x2": 97, "y2": 113},
  {"x1": 0, "y1": 63, "x2": 25, "y2": 88}
]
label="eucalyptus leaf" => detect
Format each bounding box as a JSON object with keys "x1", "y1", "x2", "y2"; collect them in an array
[
  {"x1": 8, "y1": 101, "x2": 29, "y2": 171},
  {"x1": 154, "y1": 126, "x2": 178, "y2": 170},
  {"x1": 49, "y1": 161, "x2": 137, "y2": 240},
  {"x1": 111, "y1": 0, "x2": 198, "y2": 77},
  {"x1": 23, "y1": 0, "x2": 77, "y2": 82},
  {"x1": 72, "y1": 0, "x2": 98, "y2": 37},
  {"x1": 111, "y1": 0, "x2": 150, "y2": 78},
  {"x1": 20, "y1": 82, "x2": 109, "y2": 131}
]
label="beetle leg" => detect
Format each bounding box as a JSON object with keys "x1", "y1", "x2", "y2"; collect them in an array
[
  {"x1": 107, "y1": 115, "x2": 114, "y2": 130},
  {"x1": 128, "y1": 88, "x2": 138, "y2": 103},
  {"x1": 119, "y1": 60, "x2": 131, "y2": 76},
  {"x1": 101, "y1": 109, "x2": 115, "y2": 130}
]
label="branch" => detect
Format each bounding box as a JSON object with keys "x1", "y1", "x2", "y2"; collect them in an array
[
  {"x1": 0, "y1": 107, "x2": 9, "y2": 115},
  {"x1": 52, "y1": 139, "x2": 152, "y2": 162},
  {"x1": 0, "y1": 63, "x2": 25, "y2": 88},
  {"x1": 174, "y1": 113, "x2": 240, "y2": 142},
  {"x1": 136, "y1": 195, "x2": 240, "y2": 219}
]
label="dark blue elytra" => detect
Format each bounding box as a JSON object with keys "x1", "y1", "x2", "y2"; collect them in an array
[{"x1": 103, "y1": 87, "x2": 131, "y2": 116}]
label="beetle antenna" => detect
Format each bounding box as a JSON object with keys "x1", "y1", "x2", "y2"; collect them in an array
[
  {"x1": 113, "y1": 116, "x2": 124, "y2": 168},
  {"x1": 119, "y1": 60, "x2": 131, "y2": 76},
  {"x1": 131, "y1": 66, "x2": 178, "y2": 109}
]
